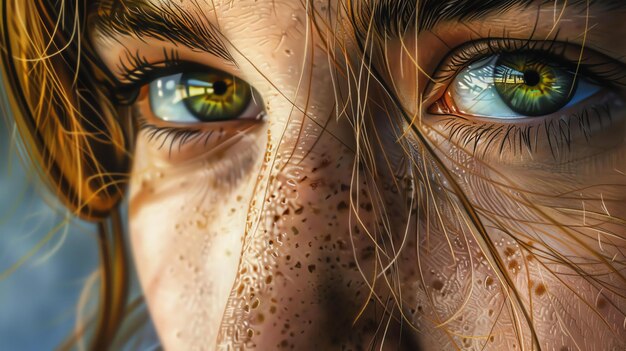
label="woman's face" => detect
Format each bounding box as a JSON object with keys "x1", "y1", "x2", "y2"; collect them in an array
[{"x1": 92, "y1": 0, "x2": 626, "y2": 349}]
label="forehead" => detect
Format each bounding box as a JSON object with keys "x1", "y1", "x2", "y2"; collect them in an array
[{"x1": 94, "y1": 0, "x2": 626, "y2": 24}]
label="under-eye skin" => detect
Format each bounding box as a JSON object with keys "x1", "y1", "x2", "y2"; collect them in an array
[{"x1": 426, "y1": 38, "x2": 626, "y2": 158}]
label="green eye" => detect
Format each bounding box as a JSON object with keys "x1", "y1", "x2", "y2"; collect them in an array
[
  {"x1": 149, "y1": 70, "x2": 254, "y2": 123},
  {"x1": 493, "y1": 52, "x2": 576, "y2": 116},
  {"x1": 181, "y1": 72, "x2": 251, "y2": 121},
  {"x1": 442, "y1": 51, "x2": 600, "y2": 119}
]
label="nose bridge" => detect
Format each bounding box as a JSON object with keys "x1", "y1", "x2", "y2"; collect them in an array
[
  {"x1": 215, "y1": 107, "x2": 358, "y2": 345},
  {"x1": 213, "y1": 2, "x2": 416, "y2": 344},
  {"x1": 213, "y1": 59, "x2": 397, "y2": 347},
  {"x1": 214, "y1": 82, "x2": 423, "y2": 350}
]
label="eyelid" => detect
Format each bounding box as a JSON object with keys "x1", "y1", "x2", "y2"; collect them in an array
[
  {"x1": 429, "y1": 38, "x2": 626, "y2": 90},
  {"x1": 112, "y1": 50, "x2": 242, "y2": 105}
]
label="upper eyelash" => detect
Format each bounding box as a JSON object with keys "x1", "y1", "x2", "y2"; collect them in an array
[
  {"x1": 113, "y1": 48, "x2": 206, "y2": 105},
  {"x1": 117, "y1": 48, "x2": 182, "y2": 84},
  {"x1": 432, "y1": 37, "x2": 626, "y2": 89}
]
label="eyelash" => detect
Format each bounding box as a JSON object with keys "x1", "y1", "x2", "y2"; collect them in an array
[
  {"x1": 438, "y1": 101, "x2": 613, "y2": 158},
  {"x1": 115, "y1": 38, "x2": 625, "y2": 157},
  {"x1": 116, "y1": 50, "x2": 225, "y2": 152},
  {"x1": 433, "y1": 37, "x2": 626, "y2": 87},
  {"x1": 133, "y1": 106, "x2": 220, "y2": 156},
  {"x1": 118, "y1": 49, "x2": 182, "y2": 86},
  {"x1": 429, "y1": 37, "x2": 626, "y2": 158}
]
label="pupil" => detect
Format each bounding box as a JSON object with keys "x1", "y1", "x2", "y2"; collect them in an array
[
  {"x1": 523, "y1": 70, "x2": 540, "y2": 86},
  {"x1": 213, "y1": 81, "x2": 228, "y2": 95}
]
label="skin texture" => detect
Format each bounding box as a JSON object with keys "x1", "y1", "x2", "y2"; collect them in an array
[{"x1": 92, "y1": 1, "x2": 626, "y2": 350}]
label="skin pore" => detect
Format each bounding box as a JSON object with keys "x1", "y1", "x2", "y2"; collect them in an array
[{"x1": 90, "y1": 0, "x2": 626, "y2": 350}]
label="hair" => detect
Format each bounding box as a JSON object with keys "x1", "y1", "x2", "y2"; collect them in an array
[
  {"x1": 1, "y1": 1, "x2": 132, "y2": 349},
  {"x1": 1, "y1": 0, "x2": 624, "y2": 350}
]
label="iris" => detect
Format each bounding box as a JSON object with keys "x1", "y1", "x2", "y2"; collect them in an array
[
  {"x1": 444, "y1": 52, "x2": 600, "y2": 119},
  {"x1": 181, "y1": 72, "x2": 250, "y2": 121},
  {"x1": 493, "y1": 52, "x2": 575, "y2": 116},
  {"x1": 149, "y1": 70, "x2": 252, "y2": 123}
]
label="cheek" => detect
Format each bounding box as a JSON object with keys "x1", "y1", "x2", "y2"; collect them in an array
[
  {"x1": 128, "y1": 131, "x2": 265, "y2": 349},
  {"x1": 401, "y1": 132, "x2": 626, "y2": 349}
]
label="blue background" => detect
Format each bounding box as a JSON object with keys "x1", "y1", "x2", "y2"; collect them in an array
[{"x1": 0, "y1": 116, "x2": 159, "y2": 349}]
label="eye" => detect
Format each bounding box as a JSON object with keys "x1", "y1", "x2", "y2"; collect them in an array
[
  {"x1": 434, "y1": 51, "x2": 601, "y2": 119},
  {"x1": 149, "y1": 69, "x2": 259, "y2": 123}
]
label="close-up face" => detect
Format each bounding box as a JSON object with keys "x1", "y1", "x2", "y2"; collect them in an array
[{"x1": 3, "y1": 0, "x2": 626, "y2": 350}]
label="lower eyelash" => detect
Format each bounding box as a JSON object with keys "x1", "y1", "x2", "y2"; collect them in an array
[
  {"x1": 438, "y1": 102, "x2": 613, "y2": 159},
  {"x1": 133, "y1": 106, "x2": 219, "y2": 157}
]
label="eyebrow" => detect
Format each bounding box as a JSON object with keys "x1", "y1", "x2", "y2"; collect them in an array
[
  {"x1": 367, "y1": 0, "x2": 626, "y2": 36},
  {"x1": 94, "y1": 0, "x2": 234, "y2": 63}
]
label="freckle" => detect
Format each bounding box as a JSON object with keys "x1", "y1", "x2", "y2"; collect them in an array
[
  {"x1": 485, "y1": 276, "x2": 494, "y2": 287},
  {"x1": 252, "y1": 299, "x2": 260, "y2": 309},
  {"x1": 504, "y1": 247, "x2": 515, "y2": 257},
  {"x1": 337, "y1": 201, "x2": 348, "y2": 211},
  {"x1": 295, "y1": 262, "x2": 301, "y2": 268},
  {"x1": 324, "y1": 234, "x2": 331, "y2": 241},
  {"x1": 266, "y1": 275, "x2": 273, "y2": 284},
  {"x1": 257, "y1": 313, "x2": 265, "y2": 323},
  {"x1": 270, "y1": 305, "x2": 277, "y2": 314},
  {"x1": 307, "y1": 264, "x2": 316, "y2": 273},
  {"x1": 291, "y1": 226, "x2": 299, "y2": 235},
  {"x1": 535, "y1": 283, "x2": 546, "y2": 296},
  {"x1": 432, "y1": 280, "x2": 444, "y2": 291},
  {"x1": 597, "y1": 297, "x2": 607, "y2": 309},
  {"x1": 508, "y1": 259, "x2": 518, "y2": 271}
]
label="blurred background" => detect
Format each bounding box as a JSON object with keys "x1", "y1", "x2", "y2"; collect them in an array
[{"x1": 0, "y1": 110, "x2": 159, "y2": 348}]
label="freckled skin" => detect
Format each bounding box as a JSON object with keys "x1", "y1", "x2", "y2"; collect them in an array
[{"x1": 93, "y1": 1, "x2": 626, "y2": 350}]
